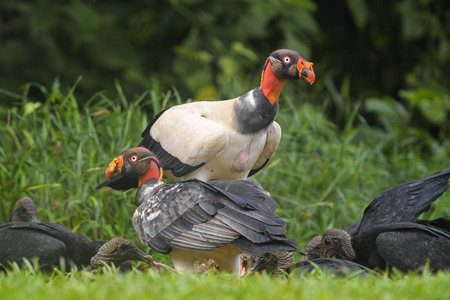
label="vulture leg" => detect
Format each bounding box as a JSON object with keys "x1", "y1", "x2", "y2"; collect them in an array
[{"x1": 169, "y1": 248, "x2": 198, "y2": 273}]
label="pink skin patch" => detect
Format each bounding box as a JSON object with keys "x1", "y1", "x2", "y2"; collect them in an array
[{"x1": 232, "y1": 143, "x2": 251, "y2": 173}]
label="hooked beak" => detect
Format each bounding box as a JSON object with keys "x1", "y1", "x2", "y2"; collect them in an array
[
  {"x1": 297, "y1": 59, "x2": 315, "y2": 85},
  {"x1": 129, "y1": 248, "x2": 154, "y2": 264}
]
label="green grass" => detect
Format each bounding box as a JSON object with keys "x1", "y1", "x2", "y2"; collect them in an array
[
  {"x1": 0, "y1": 78, "x2": 450, "y2": 299},
  {"x1": 1, "y1": 266, "x2": 450, "y2": 300}
]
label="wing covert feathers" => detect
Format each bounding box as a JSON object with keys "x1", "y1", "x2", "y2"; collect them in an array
[{"x1": 133, "y1": 179, "x2": 298, "y2": 255}]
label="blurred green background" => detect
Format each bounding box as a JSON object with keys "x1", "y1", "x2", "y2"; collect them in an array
[
  {"x1": 1, "y1": 0, "x2": 449, "y2": 120},
  {"x1": 0, "y1": 0, "x2": 449, "y2": 248}
]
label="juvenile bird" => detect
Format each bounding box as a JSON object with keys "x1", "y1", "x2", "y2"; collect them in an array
[
  {"x1": 90, "y1": 237, "x2": 176, "y2": 272},
  {"x1": 90, "y1": 237, "x2": 154, "y2": 268}
]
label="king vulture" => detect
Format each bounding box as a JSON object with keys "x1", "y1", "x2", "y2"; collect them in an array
[
  {"x1": 103, "y1": 147, "x2": 300, "y2": 277},
  {"x1": 98, "y1": 49, "x2": 314, "y2": 190}
]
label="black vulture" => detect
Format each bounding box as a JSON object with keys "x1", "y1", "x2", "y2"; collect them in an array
[
  {"x1": 285, "y1": 234, "x2": 374, "y2": 277},
  {"x1": 0, "y1": 222, "x2": 97, "y2": 271},
  {"x1": 101, "y1": 147, "x2": 300, "y2": 277},
  {"x1": 90, "y1": 237, "x2": 176, "y2": 272},
  {"x1": 0, "y1": 223, "x2": 137, "y2": 271},
  {"x1": 249, "y1": 251, "x2": 295, "y2": 275},
  {"x1": 300, "y1": 236, "x2": 322, "y2": 260},
  {"x1": 246, "y1": 237, "x2": 374, "y2": 277},
  {"x1": 321, "y1": 170, "x2": 450, "y2": 272}
]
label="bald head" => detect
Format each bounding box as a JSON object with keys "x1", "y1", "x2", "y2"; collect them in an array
[
  {"x1": 90, "y1": 237, "x2": 153, "y2": 268},
  {"x1": 10, "y1": 198, "x2": 37, "y2": 222}
]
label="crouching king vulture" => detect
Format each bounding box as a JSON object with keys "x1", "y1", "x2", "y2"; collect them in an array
[
  {"x1": 98, "y1": 49, "x2": 314, "y2": 190},
  {"x1": 103, "y1": 147, "x2": 300, "y2": 277}
]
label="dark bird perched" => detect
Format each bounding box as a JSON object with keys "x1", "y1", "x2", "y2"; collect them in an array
[
  {"x1": 103, "y1": 147, "x2": 300, "y2": 277},
  {"x1": 0, "y1": 222, "x2": 141, "y2": 272},
  {"x1": 321, "y1": 170, "x2": 450, "y2": 272},
  {"x1": 249, "y1": 235, "x2": 374, "y2": 277},
  {"x1": 9, "y1": 198, "x2": 37, "y2": 223},
  {"x1": 0, "y1": 222, "x2": 98, "y2": 271},
  {"x1": 97, "y1": 49, "x2": 314, "y2": 191}
]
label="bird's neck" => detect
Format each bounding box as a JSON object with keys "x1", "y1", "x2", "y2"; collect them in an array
[
  {"x1": 260, "y1": 60, "x2": 286, "y2": 106},
  {"x1": 232, "y1": 60, "x2": 283, "y2": 134},
  {"x1": 234, "y1": 89, "x2": 279, "y2": 134},
  {"x1": 138, "y1": 161, "x2": 163, "y2": 187},
  {"x1": 136, "y1": 179, "x2": 164, "y2": 206}
]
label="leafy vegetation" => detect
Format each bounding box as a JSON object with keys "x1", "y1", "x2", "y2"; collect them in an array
[{"x1": 1, "y1": 1, "x2": 448, "y2": 117}]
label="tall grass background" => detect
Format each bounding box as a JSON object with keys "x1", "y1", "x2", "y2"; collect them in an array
[{"x1": 0, "y1": 77, "x2": 449, "y2": 299}]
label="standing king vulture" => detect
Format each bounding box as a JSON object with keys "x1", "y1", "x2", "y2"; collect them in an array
[
  {"x1": 98, "y1": 49, "x2": 314, "y2": 190},
  {"x1": 103, "y1": 147, "x2": 300, "y2": 277}
]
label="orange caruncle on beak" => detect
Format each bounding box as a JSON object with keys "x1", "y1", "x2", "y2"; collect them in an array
[
  {"x1": 159, "y1": 166, "x2": 163, "y2": 182},
  {"x1": 105, "y1": 156, "x2": 124, "y2": 181},
  {"x1": 297, "y1": 59, "x2": 315, "y2": 85}
]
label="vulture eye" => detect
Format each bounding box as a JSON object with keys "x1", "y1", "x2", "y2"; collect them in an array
[
  {"x1": 324, "y1": 238, "x2": 331, "y2": 245},
  {"x1": 129, "y1": 155, "x2": 138, "y2": 162},
  {"x1": 283, "y1": 56, "x2": 291, "y2": 64}
]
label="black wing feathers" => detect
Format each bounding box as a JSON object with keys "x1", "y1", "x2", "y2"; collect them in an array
[
  {"x1": 232, "y1": 237, "x2": 299, "y2": 256},
  {"x1": 248, "y1": 159, "x2": 269, "y2": 177},
  {"x1": 356, "y1": 170, "x2": 450, "y2": 235},
  {"x1": 200, "y1": 179, "x2": 279, "y2": 211}
]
